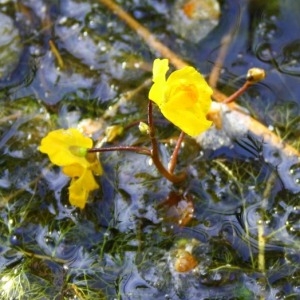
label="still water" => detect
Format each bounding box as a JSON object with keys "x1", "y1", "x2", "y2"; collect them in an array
[{"x1": 0, "y1": 0, "x2": 300, "y2": 299}]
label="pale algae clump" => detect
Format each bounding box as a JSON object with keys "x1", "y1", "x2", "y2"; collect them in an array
[
  {"x1": 195, "y1": 102, "x2": 250, "y2": 150},
  {"x1": 0, "y1": 12, "x2": 22, "y2": 79},
  {"x1": 172, "y1": 0, "x2": 220, "y2": 42}
]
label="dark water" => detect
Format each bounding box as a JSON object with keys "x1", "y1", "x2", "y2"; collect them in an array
[{"x1": 0, "y1": 0, "x2": 300, "y2": 299}]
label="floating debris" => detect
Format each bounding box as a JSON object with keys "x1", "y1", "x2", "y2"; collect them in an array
[
  {"x1": 171, "y1": 238, "x2": 199, "y2": 273},
  {"x1": 171, "y1": 0, "x2": 221, "y2": 43},
  {"x1": 159, "y1": 191, "x2": 195, "y2": 226},
  {"x1": 174, "y1": 249, "x2": 198, "y2": 272}
]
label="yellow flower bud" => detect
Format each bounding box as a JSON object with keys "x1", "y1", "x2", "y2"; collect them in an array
[
  {"x1": 246, "y1": 68, "x2": 266, "y2": 83},
  {"x1": 138, "y1": 122, "x2": 150, "y2": 134}
]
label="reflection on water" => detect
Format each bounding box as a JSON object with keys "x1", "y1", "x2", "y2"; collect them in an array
[{"x1": 0, "y1": 0, "x2": 300, "y2": 299}]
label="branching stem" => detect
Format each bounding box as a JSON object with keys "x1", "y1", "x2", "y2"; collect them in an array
[
  {"x1": 88, "y1": 101, "x2": 187, "y2": 184},
  {"x1": 148, "y1": 101, "x2": 186, "y2": 183}
]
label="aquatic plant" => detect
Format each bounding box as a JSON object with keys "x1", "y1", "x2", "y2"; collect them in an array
[
  {"x1": 2, "y1": 0, "x2": 300, "y2": 299},
  {"x1": 39, "y1": 58, "x2": 265, "y2": 209}
]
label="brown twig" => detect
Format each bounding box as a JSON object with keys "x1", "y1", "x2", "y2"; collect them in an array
[
  {"x1": 98, "y1": 0, "x2": 187, "y2": 69},
  {"x1": 208, "y1": 34, "x2": 232, "y2": 89}
]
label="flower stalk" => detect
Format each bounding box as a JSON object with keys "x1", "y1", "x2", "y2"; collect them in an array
[
  {"x1": 223, "y1": 68, "x2": 266, "y2": 104},
  {"x1": 168, "y1": 131, "x2": 185, "y2": 174},
  {"x1": 88, "y1": 146, "x2": 151, "y2": 156},
  {"x1": 222, "y1": 81, "x2": 252, "y2": 104},
  {"x1": 147, "y1": 100, "x2": 186, "y2": 183}
]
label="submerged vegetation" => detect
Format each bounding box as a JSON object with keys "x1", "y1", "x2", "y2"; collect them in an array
[{"x1": 0, "y1": 0, "x2": 300, "y2": 299}]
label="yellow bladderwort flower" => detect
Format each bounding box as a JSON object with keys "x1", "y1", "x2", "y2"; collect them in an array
[
  {"x1": 39, "y1": 128, "x2": 93, "y2": 169},
  {"x1": 149, "y1": 58, "x2": 213, "y2": 137},
  {"x1": 39, "y1": 128, "x2": 102, "y2": 209}
]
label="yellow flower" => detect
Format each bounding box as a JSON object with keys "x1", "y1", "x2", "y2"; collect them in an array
[
  {"x1": 149, "y1": 58, "x2": 213, "y2": 136},
  {"x1": 39, "y1": 128, "x2": 93, "y2": 169},
  {"x1": 39, "y1": 128, "x2": 102, "y2": 208}
]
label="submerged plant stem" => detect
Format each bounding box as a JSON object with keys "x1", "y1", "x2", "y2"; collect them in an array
[
  {"x1": 20, "y1": 248, "x2": 67, "y2": 264},
  {"x1": 49, "y1": 39, "x2": 64, "y2": 69},
  {"x1": 257, "y1": 222, "x2": 265, "y2": 273}
]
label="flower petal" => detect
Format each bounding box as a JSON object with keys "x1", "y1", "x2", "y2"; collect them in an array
[
  {"x1": 62, "y1": 164, "x2": 85, "y2": 177},
  {"x1": 39, "y1": 128, "x2": 92, "y2": 168},
  {"x1": 161, "y1": 104, "x2": 212, "y2": 137},
  {"x1": 152, "y1": 58, "x2": 169, "y2": 83},
  {"x1": 68, "y1": 169, "x2": 99, "y2": 209},
  {"x1": 149, "y1": 59, "x2": 169, "y2": 106},
  {"x1": 69, "y1": 178, "x2": 89, "y2": 209},
  {"x1": 86, "y1": 152, "x2": 103, "y2": 176},
  {"x1": 148, "y1": 59, "x2": 213, "y2": 136},
  {"x1": 79, "y1": 169, "x2": 99, "y2": 191},
  {"x1": 149, "y1": 81, "x2": 166, "y2": 106}
]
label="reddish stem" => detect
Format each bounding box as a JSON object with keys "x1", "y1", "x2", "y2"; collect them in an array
[
  {"x1": 147, "y1": 101, "x2": 186, "y2": 183},
  {"x1": 88, "y1": 146, "x2": 151, "y2": 156},
  {"x1": 223, "y1": 81, "x2": 252, "y2": 104},
  {"x1": 168, "y1": 131, "x2": 185, "y2": 174}
]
